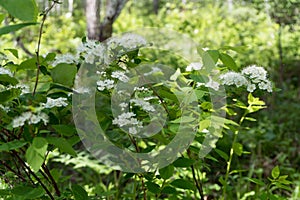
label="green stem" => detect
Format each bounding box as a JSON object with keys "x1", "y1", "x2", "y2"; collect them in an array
[{"x1": 222, "y1": 111, "x2": 247, "y2": 199}]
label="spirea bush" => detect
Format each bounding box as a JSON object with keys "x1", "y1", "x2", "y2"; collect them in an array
[{"x1": 0, "y1": 0, "x2": 293, "y2": 200}]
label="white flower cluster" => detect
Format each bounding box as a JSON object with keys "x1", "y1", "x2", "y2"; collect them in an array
[
  {"x1": 205, "y1": 76, "x2": 220, "y2": 91},
  {"x1": 186, "y1": 62, "x2": 203, "y2": 71},
  {"x1": 78, "y1": 40, "x2": 108, "y2": 64},
  {"x1": 97, "y1": 79, "x2": 115, "y2": 91},
  {"x1": 0, "y1": 67, "x2": 13, "y2": 77},
  {"x1": 219, "y1": 65, "x2": 272, "y2": 92},
  {"x1": 130, "y1": 98, "x2": 155, "y2": 112},
  {"x1": 111, "y1": 71, "x2": 129, "y2": 82},
  {"x1": 52, "y1": 53, "x2": 78, "y2": 66},
  {"x1": 41, "y1": 97, "x2": 68, "y2": 108},
  {"x1": 12, "y1": 111, "x2": 49, "y2": 128},
  {"x1": 108, "y1": 33, "x2": 147, "y2": 50},
  {"x1": 112, "y1": 112, "x2": 143, "y2": 135}
]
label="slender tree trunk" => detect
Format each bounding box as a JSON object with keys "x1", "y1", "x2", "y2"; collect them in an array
[
  {"x1": 85, "y1": 0, "x2": 100, "y2": 40},
  {"x1": 153, "y1": 0, "x2": 159, "y2": 15},
  {"x1": 227, "y1": 0, "x2": 233, "y2": 12},
  {"x1": 99, "y1": 0, "x2": 128, "y2": 42},
  {"x1": 68, "y1": 0, "x2": 74, "y2": 14}
]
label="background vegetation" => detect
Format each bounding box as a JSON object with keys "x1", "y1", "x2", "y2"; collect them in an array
[{"x1": 0, "y1": 0, "x2": 299, "y2": 199}]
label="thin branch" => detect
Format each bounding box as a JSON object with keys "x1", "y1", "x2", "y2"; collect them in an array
[
  {"x1": 12, "y1": 151, "x2": 55, "y2": 200},
  {"x1": 42, "y1": 164, "x2": 61, "y2": 196},
  {"x1": 33, "y1": 1, "x2": 58, "y2": 96}
]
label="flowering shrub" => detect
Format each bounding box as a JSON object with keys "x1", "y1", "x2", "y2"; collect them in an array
[{"x1": 0, "y1": 1, "x2": 293, "y2": 199}]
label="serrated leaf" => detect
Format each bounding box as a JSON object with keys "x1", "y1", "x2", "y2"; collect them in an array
[
  {"x1": 0, "y1": 22, "x2": 37, "y2": 36},
  {"x1": 46, "y1": 137, "x2": 77, "y2": 157},
  {"x1": 271, "y1": 165, "x2": 280, "y2": 179},
  {"x1": 170, "y1": 179, "x2": 196, "y2": 190},
  {"x1": 219, "y1": 53, "x2": 238, "y2": 71},
  {"x1": 173, "y1": 157, "x2": 195, "y2": 167},
  {"x1": 0, "y1": 0, "x2": 38, "y2": 22},
  {"x1": 51, "y1": 63, "x2": 77, "y2": 87},
  {"x1": 71, "y1": 184, "x2": 89, "y2": 200},
  {"x1": 25, "y1": 137, "x2": 48, "y2": 173},
  {"x1": 0, "y1": 140, "x2": 27, "y2": 152},
  {"x1": 146, "y1": 181, "x2": 160, "y2": 194},
  {"x1": 159, "y1": 164, "x2": 174, "y2": 179}
]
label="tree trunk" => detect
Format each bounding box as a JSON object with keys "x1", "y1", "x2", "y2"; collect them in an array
[
  {"x1": 99, "y1": 0, "x2": 128, "y2": 42},
  {"x1": 153, "y1": 0, "x2": 159, "y2": 15},
  {"x1": 68, "y1": 0, "x2": 74, "y2": 14},
  {"x1": 85, "y1": 0, "x2": 100, "y2": 40}
]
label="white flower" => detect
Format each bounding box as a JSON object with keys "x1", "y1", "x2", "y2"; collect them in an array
[
  {"x1": 112, "y1": 112, "x2": 142, "y2": 128},
  {"x1": 219, "y1": 72, "x2": 248, "y2": 87},
  {"x1": 247, "y1": 84, "x2": 256, "y2": 93},
  {"x1": 134, "y1": 87, "x2": 149, "y2": 92},
  {"x1": 12, "y1": 111, "x2": 49, "y2": 128},
  {"x1": 85, "y1": 52, "x2": 95, "y2": 64},
  {"x1": 42, "y1": 97, "x2": 68, "y2": 108},
  {"x1": 129, "y1": 127, "x2": 138, "y2": 135},
  {"x1": 258, "y1": 80, "x2": 272, "y2": 92},
  {"x1": 108, "y1": 33, "x2": 147, "y2": 50},
  {"x1": 111, "y1": 71, "x2": 129, "y2": 82},
  {"x1": 205, "y1": 77, "x2": 220, "y2": 91},
  {"x1": 241, "y1": 65, "x2": 267, "y2": 83},
  {"x1": 97, "y1": 79, "x2": 115, "y2": 91},
  {"x1": 52, "y1": 53, "x2": 78, "y2": 66},
  {"x1": 0, "y1": 67, "x2": 13, "y2": 77},
  {"x1": 130, "y1": 99, "x2": 155, "y2": 112},
  {"x1": 186, "y1": 62, "x2": 203, "y2": 71}
]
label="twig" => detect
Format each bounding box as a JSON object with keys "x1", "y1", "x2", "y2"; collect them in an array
[
  {"x1": 12, "y1": 151, "x2": 55, "y2": 200},
  {"x1": 42, "y1": 163, "x2": 61, "y2": 196},
  {"x1": 32, "y1": 1, "x2": 58, "y2": 96}
]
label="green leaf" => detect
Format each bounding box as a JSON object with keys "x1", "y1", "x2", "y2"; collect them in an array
[
  {"x1": 247, "y1": 178, "x2": 265, "y2": 186},
  {"x1": 51, "y1": 63, "x2": 77, "y2": 87},
  {"x1": 12, "y1": 186, "x2": 45, "y2": 199},
  {"x1": 0, "y1": 0, "x2": 38, "y2": 22},
  {"x1": 170, "y1": 179, "x2": 196, "y2": 190},
  {"x1": 219, "y1": 53, "x2": 238, "y2": 71},
  {"x1": 206, "y1": 50, "x2": 219, "y2": 64},
  {"x1": 171, "y1": 116, "x2": 197, "y2": 123},
  {"x1": 202, "y1": 51, "x2": 215, "y2": 72},
  {"x1": 159, "y1": 165, "x2": 174, "y2": 179},
  {"x1": 19, "y1": 57, "x2": 42, "y2": 70},
  {"x1": 173, "y1": 157, "x2": 195, "y2": 168},
  {"x1": 25, "y1": 137, "x2": 48, "y2": 173},
  {"x1": 0, "y1": 88, "x2": 21, "y2": 103},
  {"x1": 146, "y1": 181, "x2": 160, "y2": 194},
  {"x1": 0, "y1": 22, "x2": 37, "y2": 36},
  {"x1": 0, "y1": 140, "x2": 27, "y2": 152},
  {"x1": 71, "y1": 184, "x2": 89, "y2": 200},
  {"x1": 161, "y1": 186, "x2": 177, "y2": 194},
  {"x1": 0, "y1": 74, "x2": 18, "y2": 86},
  {"x1": 271, "y1": 166, "x2": 280, "y2": 179},
  {"x1": 46, "y1": 137, "x2": 77, "y2": 157},
  {"x1": 4, "y1": 48, "x2": 18, "y2": 58},
  {"x1": 215, "y1": 149, "x2": 229, "y2": 161},
  {"x1": 0, "y1": 189, "x2": 10, "y2": 196},
  {"x1": 52, "y1": 124, "x2": 76, "y2": 137},
  {"x1": 233, "y1": 142, "x2": 243, "y2": 156}
]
